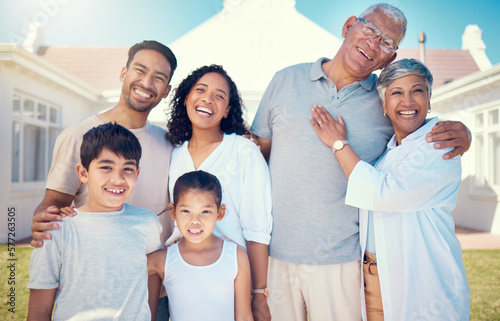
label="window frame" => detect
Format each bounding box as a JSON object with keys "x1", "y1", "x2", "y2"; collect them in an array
[
  {"x1": 11, "y1": 91, "x2": 61, "y2": 187},
  {"x1": 472, "y1": 103, "x2": 500, "y2": 196}
]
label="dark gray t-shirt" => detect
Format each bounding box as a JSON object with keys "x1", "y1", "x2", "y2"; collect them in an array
[{"x1": 251, "y1": 58, "x2": 393, "y2": 265}]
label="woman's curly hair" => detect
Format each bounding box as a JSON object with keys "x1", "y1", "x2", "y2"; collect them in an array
[{"x1": 166, "y1": 64, "x2": 248, "y2": 146}]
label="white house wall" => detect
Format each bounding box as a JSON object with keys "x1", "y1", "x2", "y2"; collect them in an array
[
  {"x1": 0, "y1": 50, "x2": 101, "y2": 243},
  {"x1": 149, "y1": 0, "x2": 342, "y2": 125},
  {"x1": 432, "y1": 65, "x2": 500, "y2": 235}
]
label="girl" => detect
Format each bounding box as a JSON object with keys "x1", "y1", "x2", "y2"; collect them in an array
[{"x1": 148, "y1": 170, "x2": 253, "y2": 321}]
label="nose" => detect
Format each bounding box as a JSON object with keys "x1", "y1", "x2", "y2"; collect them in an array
[
  {"x1": 110, "y1": 170, "x2": 125, "y2": 183},
  {"x1": 201, "y1": 92, "x2": 214, "y2": 105},
  {"x1": 366, "y1": 35, "x2": 382, "y2": 51},
  {"x1": 366, "y1": 35, "x2": 380, "y2": 50},
  {"x1": 401, "y1": 93, "x2": 413, "y2": 106},
  {"x1": 189, "y1": 213, "x2": 202, "y2": 224},
  {"x1": 140, "y1": 73, "x2": 154, "y2": 88}
]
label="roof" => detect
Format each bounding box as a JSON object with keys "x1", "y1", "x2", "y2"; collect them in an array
[
  {"x1": 36, "y1": 46, "x2": 481, "y2": 93},
  {"x1": 395, "y1": 48, "x2": 480, "y2": 87},
  {"x1": 37, "y1": 46, "x2": 128, "y2": 91}
]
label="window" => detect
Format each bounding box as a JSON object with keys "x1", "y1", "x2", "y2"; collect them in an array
[
  {"x1": 474, "y1": 105, "x2": 500, "y2": 193},
  {"x1": 11, "y1": 93, "x2": 60, "y2": 183}
]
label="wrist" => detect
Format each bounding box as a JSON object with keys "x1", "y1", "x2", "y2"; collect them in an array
[
  {"x1": 332, "y1": 140, "x2": 349, "y2": 153},
  {"x1": 252, "y1": 287, "x2": 269, "y2": 298}
]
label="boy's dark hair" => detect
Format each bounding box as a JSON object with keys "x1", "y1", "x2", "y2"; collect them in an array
[
  {"x1": 80, "y1": 123, "x2": 141, "y2": 170},
  {"x1": 126, "y1": 40, "x2": 177, "y2": 82},
  {"x1": 172, "y1": 171, "x2": 222, "y2": 207}
]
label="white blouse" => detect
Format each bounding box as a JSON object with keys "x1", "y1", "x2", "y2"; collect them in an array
[
  {"x1": 168, "y1": 133, "x2": 273, "y2": 249},
  {"x1": 346, "y1": 118, "x2": 470, "y2": 321}
]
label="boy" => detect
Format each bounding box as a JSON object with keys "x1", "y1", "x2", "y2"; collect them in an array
[{"x1": 27, "y1": 123, "x2": 163, "y2": 321}]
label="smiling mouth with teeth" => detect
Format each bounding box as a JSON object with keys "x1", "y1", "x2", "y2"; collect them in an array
[
  {"x1": 196, "y1": 107, "x2": 213, "y2": 115},
  {"x1": 188, "y1": 229, "x2": 202, "y2": 234},
  {"x1": 399, "y1": 110, "x2": 417, "y2": 115},
  {"x1": 358, "y1": 47, "x2": 373, "y2": 60},
  {"x1": 134, "y1": 88, "x2": 152, "y2": 99},
  {"x1": 105, "y1": 188, "x2": 125, "y2": 194}
]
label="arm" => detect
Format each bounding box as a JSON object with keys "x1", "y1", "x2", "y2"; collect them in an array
[
  {"x1": 255, "y1": 136, "x2": 272, "y2": 163},
  {"x1": 147, "y1": 250, "x2": 166, "y2": 320},
  {"x1": 31, "y1": 189, "x2": 75, "y2": 247},
  {"x1": 235, "y1": 246, "x2": 254, "y2": 321},
  {"x1": 147, "y1": 249, "x2": 166, "y2": 278},
  {"x1": 27, "y1": 288, "x2": 56, "y2": 321},
  {"x1": 345, "y1": 146, "x2": 460, "y2": 213},
  {"x1": 310, "y1": 105, "x2": 361, "y2": 178},
  {"x1": 148, "y1": 273, "x2": 162, "y2": 321},
  {"x1": 426, "y1": 120, "x2": 471, "y2": 159},
  {"x1": 246, "y1": 242, "x2": 270, "y2": 321},
  {"x1": 311, "y1": 106, "x2": 460, "y2": 212}
]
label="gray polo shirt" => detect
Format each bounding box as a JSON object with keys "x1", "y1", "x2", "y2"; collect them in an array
[{"x1": 251, "y1": 58, "x2": 394, "y2": 265}]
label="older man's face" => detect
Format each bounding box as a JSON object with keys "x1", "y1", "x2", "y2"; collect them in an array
[{"x1": 341, "y1": 9, "x2": 405, "y2": 78}]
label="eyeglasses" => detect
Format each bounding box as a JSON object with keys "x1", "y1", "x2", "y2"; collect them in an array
[{"x1": 357, "y1": 18, "x2": 399, "y2": 54}]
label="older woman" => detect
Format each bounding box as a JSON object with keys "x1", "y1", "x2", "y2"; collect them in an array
[{"x1": 310, "y1": 59, "x2": 470, "y2": 321}]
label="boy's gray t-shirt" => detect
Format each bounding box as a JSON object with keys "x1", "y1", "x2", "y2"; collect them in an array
[{"x1": 28, "y1": 203, "x2": 163, "y2": 320}]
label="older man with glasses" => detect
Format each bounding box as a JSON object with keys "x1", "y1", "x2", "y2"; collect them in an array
[{"x1": 251, "y1": 3, "x2": 471, "y2": 320}]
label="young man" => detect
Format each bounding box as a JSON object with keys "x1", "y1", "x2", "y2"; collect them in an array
[
  {"x1": 30, "y1": 40, "x2": 176, "y2": 319},
  {"x1": 251, "y1": 3, "x2": 471, "y2": 320},
  {"x1": 27, "y1": 123, "x2": 163, "y2": 321}
]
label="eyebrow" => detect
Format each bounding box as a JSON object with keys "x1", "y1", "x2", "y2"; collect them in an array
[
  {"x1": 196, "y1": 83, "x2": 228, "y2": 97},
  {"x1": 390, "y1": 83, "x2": 425, "y2": 90},
  {"x1": 133, "y1": 62, "x2": 170, "y2": 80},
  {"x1": 177, "y1": 203, "x2": 217, "y2": 208},
  {"x1": 96, "y1": 159, "x2": 137, "y2": 166}
]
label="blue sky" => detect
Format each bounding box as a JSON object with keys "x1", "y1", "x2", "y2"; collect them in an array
[{"x1": 2, "y1": 0, "x2": 499, "y2": 66}]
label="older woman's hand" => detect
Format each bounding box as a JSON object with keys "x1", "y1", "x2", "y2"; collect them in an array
[{"x1": 310, "y1": 104, "x2": 347, "y2": 148}]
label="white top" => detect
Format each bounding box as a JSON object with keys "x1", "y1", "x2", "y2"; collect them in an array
[
  {"x1": 346, "y1": 118, "x2": 470, "y2": 321},
  {"x1": 163, "y1": 240, "x2": 238, "y2": 321},
  {"x1": 168, "y1": 133, "x2": 273, "y2": 249},
  {"x1": 28, "y1": 204, "x2": 163, "y2": 321}
]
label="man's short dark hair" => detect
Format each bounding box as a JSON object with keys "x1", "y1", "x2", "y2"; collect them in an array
[
  {"x1": 80, "y1": 123, "x2": 141, "y2": 170},
  {"x1": 126, "y1": 40, "x2": 177, "y2": 81}
]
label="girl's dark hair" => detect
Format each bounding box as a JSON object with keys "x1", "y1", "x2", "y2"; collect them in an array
[
  {"x1": 80, "y1": 122, "x2": 141, "y2": 169},
  {"x1": 166, "y1": 64, "x2": 248, "y2": 146},
  {"x1": 172, "y1": 171, "x2": 222, "y2": 207}
]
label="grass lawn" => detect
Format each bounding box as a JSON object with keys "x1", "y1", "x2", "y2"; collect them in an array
[
  {"x1": 1, "y1": 246, "x2": 499, "y2": 320},
  {"x1": 463, "y1": 249, "x2": 500, "y2": 320},
  {"x1": 1, "y1": 245, "x2": 33, "y2": 321}
]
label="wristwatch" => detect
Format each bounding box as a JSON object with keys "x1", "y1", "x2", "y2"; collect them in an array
[
  {"x1": 332, "y1": 140, "x2": 349, "y2": 153},
  {"x1": 252, "y1": 288, "x2": 269, "y2": 297}
]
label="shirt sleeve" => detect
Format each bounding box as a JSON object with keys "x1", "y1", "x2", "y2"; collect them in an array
[
  {"x1": 27, "y1": 223, "x2": 64, "y2": 289},
  {"x1": 45, "y1": 126, "x2": 84, "y2": 196},
  {"x1": 250, "y1": 73, "x2": 279, "y2": 139},
  {"x1": 145, "y1": 212, "x2": 164, "y2": 254},
  {"x1": 238, "y1": 141, "x2": 273, "y2": 244},
  {"x1": 346, "y1": 141, "x2": 461, "y2": 213}
]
